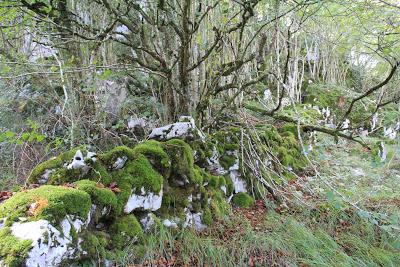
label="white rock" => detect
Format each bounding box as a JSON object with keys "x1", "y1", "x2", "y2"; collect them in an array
[
  {"x1": 67, "y1": 150, "x2": 86, "y2": 170},
  {"x1": 10, "y1": 216, "x2": 85, "y2": 267},
  {"x1": 220, "y1": 185, "x2": 227, "y2": 195},
  {"x1": 162, "y1": 219, "x2": 178, "y2": 228},
  {"x1": 183, "y1": 209, "x2": 207, "y2": 231},
  {"x1": 384, "y1": 127, "x2": 397, "y2": 140},
  {"x1": 140, "y1": 213, "x2": 156, "y2": 231},
  {"x1": 149, "y1": 116, "x2": 205, "y2": 141},
  {"x1": 124, "y1": 187, "x2": 163, "y2": 213},
  {"x1": 230, "y1": 170, "x2": 247, "y2": 193},
  {"x1": 113, "y1": 156, "x2": 128, "y2": 169},
  {"x1": 128, "y1": 118, "x2": 146, "y2": 129},
  {"x1": 379, "y1": 142, "x2": 387, "y2": 162}
]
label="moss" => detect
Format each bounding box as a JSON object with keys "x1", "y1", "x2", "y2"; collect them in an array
[
  {"x1": 80, "y1": 230, "x2": 109, "y2": 259},
  {"x1": 224, "y1": 175, "x2": 234, "y2": 195},
  {"x1": 132, "y1": 140, "x2": 170, "y2": 176},
  {"x1": 193, "y1": 166, "x2": 204, "y2": 185},
  {"x1": 159, "y1": 186, "x2": 192, "y2": 217},
  {"x1": 232, "y1": 192, "x2": 254, "y2": 208},
  {"x1": 0, "y1": 185, "x2": 91, "y2": 225},
  {"x1": 210, "y1": 190, "x2": 231, "y2": 220},
  {"x1": 27, "y1": 147, "x2": 90, "y2": 185},
  {"x1": 99, "y1": 146, "x2": 136, "y2": 166},
  {"x1": 114, "y1": 154, "x2": 163, "y2": 193},
  {"x1": 219, "y1": 154, "x2": 237, "y2": 170},
  {"x1": 86, "y1": 160, "x2": 113, "y2": 185},
  {"x1": 164, "y1": 139, "x2": 195, "y2": 184},
  {"x1": 202, "y1": 208, "x2": 213, "y2": 226},
  {"x1": 0, "y1": 227, "x2": 32, "y2": 267},
  {"x1": 74, "y1": 179, "x2": 118, "y2": 211},
  {"x1": 110, "y1": 154, "x2": 163, "y2": 214},
  {"x1": 110, "y1": 215, "x2": 143, "y2": 249}
]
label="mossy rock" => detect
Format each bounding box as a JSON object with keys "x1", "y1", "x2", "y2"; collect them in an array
[
  {"x1": 232, "y1": 192, "x2": 254, "y2": 208},
  {"x1": 110, "y1": 215, "x2": 143, "y2": 249},
  {"x1": 0, "y1": 185, "x2": 92, "y2": 225},
  {"x1": 0, "y1": 227, "x2": 32, "y2": 267},
  {"x1": 163, "y1": 139, "x2": 196, "y2": 185},
  {"x1": 132, "y1": 140, "x2": 170, "y2": 176},
  {"x1": 74, "y1": 180, "x2": 118, "y2": 211}
]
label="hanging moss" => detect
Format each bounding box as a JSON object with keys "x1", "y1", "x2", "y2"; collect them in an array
[
  {"x1": 163, "y1": 139, "x2": 195, "y2": 184},
  {"x1": 110, "y1": 215, "x2": 143, "y2": 249},
  {"x1": 80, "y1": 230, "x2": 109, "y2": 260},
  {"x1": 224, "y1": 175, "x2": 234, "y2": 195},
  {"x1": 0, "y1": 185, "x2": 92, "y2": 225},
  {"x1": 219, "y1": 154, "x2": 237, "y2": 170},
  {"x1": 232, "y1": 192, "x2": 254, "y2": 208},
  {"x1": 0, "y1": 227, "x2": 32, "y2": 267}
]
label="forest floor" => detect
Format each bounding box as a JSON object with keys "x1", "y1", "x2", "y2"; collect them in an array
[{"x1": 120, "y1": 134, "x2": 400, "y2": 267}]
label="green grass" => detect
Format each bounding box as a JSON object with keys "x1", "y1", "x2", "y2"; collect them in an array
[{"x1": 118, "y1": 207, "x2": 400, "y2": 266}]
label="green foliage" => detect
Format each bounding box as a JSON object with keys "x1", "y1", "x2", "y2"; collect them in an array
[{"x1": 232, "y1": 192, "x2": 254, "y2": 208}]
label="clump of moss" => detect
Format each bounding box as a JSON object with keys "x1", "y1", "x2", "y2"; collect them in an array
[
  {"x1": 213, "y1": 128, "x2": 240, "y2": 170},
  {"x1": 209, "y1": 190, "x2": 231, "y2": 220},
  {"x1": 74, "y1": 180, "x2": 118, "y2": 211},
  {"x1": 110, "y1": 215, "x2": 143, "y2": 249},
  {"x1": 0, "y1": 227, "x2": 32, "y2": 267},
  {"x1": 99, "y1": 146, "x2": 136, "y2": 166},
  {"x1": 132, "y1": 140, "x2": 170, "y2": 176},
  {"x1": 0, "y1": 185, "x2": 91, "y2": 225},
  {"x1": 202, "y1": 208, "x2": 213, "y2": 226},
  {"x1": 80, "y1": 230, "x2": 109, "y2": 260},
  {"x1": 111, "y1": 154, "x2": 164, "y2": 214},
  {"x1": 27, "y1": 147, "x2": 90, "y2": 185},
  {"x1": 232, "y1": 192, "x2": 254, "y2": 208},
  {"x1": 164, "y1": 139, "x2": 195, "y2": 184}
]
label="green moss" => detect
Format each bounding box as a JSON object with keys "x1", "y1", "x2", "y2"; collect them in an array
[
  {"x1": 0, "y1": 185, "x2": 91, "y2": 225},
  {"x1": 232, "y1": 192, "x2": 254, "y2": 208},
  {"x1": 132, "y1": 140, "x2": 170, "y2": 176},
  {"x1": 110, "y1": 215, "x2": 143, "y2": 249},
  {"x1": 99, "y1": 146, "x2": 136, "y2": 166},
  {"x1": 219, "y1": 154, "x2": 237, "y2": 170},
  {"x1": 110, "y1": 154, "x2": 163, "y2": 214},
  {"x1": 74, "y1": 180, "x2": 118, "y2": 211},
  {"x1": 159, "y1": 187, "x2": 192, "y2": 217},
  {"x1": 164, "y1": 139, "x2": 195, "y2": 184},
  {"x1": 202, "y1": 208, "x2": 213, "y2": 226},
  {"x1": 27, "y1": 147, "x2": 90, "y2": 185},
  {"x1": 0, "y1": 227, "x2": 32, "y2": 267},
  {"x1": 224, "y1": 176, "x2": 234, "y2": 195},
  {"x1": 193, "y1": 166, "x2": 204, "y2": 185},
  {"x1": 209, "y1": 191, "x2": 231, "y2": 220},
  {"x1": 80, "y1": 230, "x2": 109, "y2": 259}
]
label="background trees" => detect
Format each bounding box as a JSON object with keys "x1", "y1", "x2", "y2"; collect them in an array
[{"x1": 1, "y1": 0, "x2": 400, "y2": 182}]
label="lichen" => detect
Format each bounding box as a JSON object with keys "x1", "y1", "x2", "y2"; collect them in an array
[
  {"x1": 0, "y1": 185, "x2": 91, "y2": 225},
  {"x1": 232, "y1": 192, "x2": 254, "y2": 208}
]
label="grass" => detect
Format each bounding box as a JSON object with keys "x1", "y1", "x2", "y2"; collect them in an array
[{"x1": 118, "y1": 205, "x2": 399, "y2": 266}]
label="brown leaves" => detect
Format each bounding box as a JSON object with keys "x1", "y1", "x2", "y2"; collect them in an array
[
  {"x1": 0, "y1": 191, "x2": 13, "y2": 203},
  {"x1": 108, "y1": 182, "x2": 121, "y2": 193},
  {"x1": 27, "y1": 198, "x2": 49, "y2": 217}
]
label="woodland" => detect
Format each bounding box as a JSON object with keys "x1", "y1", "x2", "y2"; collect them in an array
[{"x1": 0, "y1": 0, "x2": 399, "y2": 266}]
